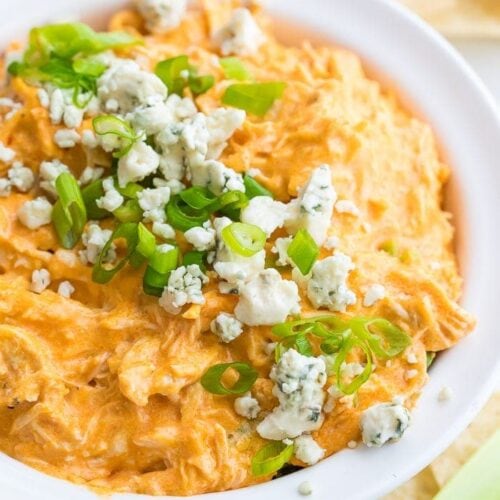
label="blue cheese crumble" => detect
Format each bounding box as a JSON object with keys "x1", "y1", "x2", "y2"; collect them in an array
[
  {"x1": 257, "y1": 349, "x2": 326, "y2": 440},
  {"x1": 361, "y1": 402, "x2": 411, "y2": 447}
]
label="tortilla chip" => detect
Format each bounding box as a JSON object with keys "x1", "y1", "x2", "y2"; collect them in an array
[
  {"x1": 385, "y1": 392, "x2": 500, "y2": 498},
  {"x1": 400, "y1": 0, "x2": 500, "y2": 39}
]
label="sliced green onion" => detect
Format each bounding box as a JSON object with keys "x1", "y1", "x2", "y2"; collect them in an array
[
  {"x1": 81, "y1": 179, "x2": 108, "y2": 220},
  {"x1": 183, "y1": 251, "x2": 206, "y2": 270},
  {"x1": 221, "y1": 222, "x2": 266, "y2": 257},
  {"x1": 113, "y1": 199, "x2": 143, "y2": 222},
  {"x1": 200, "y1": 362, "x2": 258, "y2": 395},
  {"x1": 129, "y1": 250, "x2": 147, "y2": 269},
  {"x1": 210, "y1": 190, "x2": 249, "y2": 213},
  {"x1": 426, "y1": 352, "x2": 436, "y2": 369},
  {"x1": 222, "y1": 82, "x2": 286, "y2": 116},
  {"x1": 52, "y1": 173, "x2": 87, "y2": 249},
  {"x1": 243, "y1": 174, "x2": 273, "y2": 199},
  {"x1": 333, "y1": 334, "x2": 373, "y2": 395},
  {"x1": 143, "y1": 265, "x2": 169, "y2": 297},
  {"x1": 149, "y1": 245, "x2": 179, "y2": 274},
  {"x1": 166, "y1": 195, "x2": 210, "y2": 232},
  {"x1": 72, "y1": 56, "x2": 107, "y2": 77},
  {"x1": 319, "y1": 335, "x2": 343, "y2": 355},
  {"x1": 251, "y1": 442, "x2": 294, "y2": 477},
  {"x1": 92, "y1": 222, "x2": 138, "y2": 284},
  {"x1": 179, "y1": 186, "x2": 216, "y2": 210},
  {"x1": 287, "y1": 229, "x2": 319, "y2": 275},
  {"x1": 115, "y1": 180, "x2": 144, "y2": 199},
  {"x1": 350, "y1": 317, "x2": 411, "y2": 359},
  {"x1": 93, "y1": 115, "x2": 140, "y2": 158},
  {"x1": 155, "y1": 55, "x2": 189, "y2": 96},
  {"x1": 135, "y1": 223, "x2": 156, "y2": 259},
  {"x1": 220, "y1": 57, "x2": 252, "y2": 81},
  {"x1": 275, "y1": 333, "x2": 313, "y2": 362},
  {"x1": 188, "y1": 74, "x2": 215, "y2": 96}
]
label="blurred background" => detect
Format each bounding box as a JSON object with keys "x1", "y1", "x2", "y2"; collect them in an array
[{"x1": 388, "y1": 2, "x2": 500, "y2": 499}]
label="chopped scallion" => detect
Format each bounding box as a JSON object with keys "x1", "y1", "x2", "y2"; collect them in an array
[
  {"x1": 222, "y1": 82, "x2": 286, "y2": 116},
  {"x1": 251, "y1": 442, "x2": 294, "y2": 477},
  {"x1": 287, "y1": 229, "x2": 319, "y2": 275},
  {"x1": 200, "y1": 362, "x2": 258, "y2": 395},
  {"x1": 243, "y1": 174, "x2": 273, "y2": 199},
  {"x1": 51, "y1": 172, "x2": 87, "y2": 249},
  {"x1": 220, "y1": 57, "x2": 252, "y2": 81},
  {"x1": 221, "y1": 222, "x2": 266, "y2": 257}
]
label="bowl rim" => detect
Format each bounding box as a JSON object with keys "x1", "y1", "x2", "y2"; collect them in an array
[{"x1": 0, "y1": 0, "x2": 499, "y2": 499}]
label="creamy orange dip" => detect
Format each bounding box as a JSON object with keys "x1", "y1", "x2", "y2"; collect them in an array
[{"x1": 0, "y1": 0, "x2": 474, "y2": 496}]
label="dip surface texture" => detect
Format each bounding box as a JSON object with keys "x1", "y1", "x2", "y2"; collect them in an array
[{"x1": 0, "y1": 0, "x2": 474, "y2": 495}]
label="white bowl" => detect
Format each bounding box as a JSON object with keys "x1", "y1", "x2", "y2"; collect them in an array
[{"x1": 0, "y1": 0, "x2": 499, "y2": 499}]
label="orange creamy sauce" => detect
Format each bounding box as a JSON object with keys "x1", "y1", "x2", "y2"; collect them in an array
[{"x1": 0, "y1": 0, "x2": 474, "y2": 495}]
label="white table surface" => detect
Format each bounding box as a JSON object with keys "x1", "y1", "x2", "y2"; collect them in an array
[{"x1": 452, "y1": 39, "x2": 500, "y2": 391}]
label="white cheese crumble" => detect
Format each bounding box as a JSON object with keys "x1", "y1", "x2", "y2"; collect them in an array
[
  {"x1": 235, "y1": 268, "x2": 300, "y2": 326},
  {"x1": 361, "y1": 402, "x2": 411, "y2": 447},
  {"x1": 117, "y1": 140, "x2": 160, "y2": 187},
  {"x1": 234, "y1": 392, "x2": 261, "y2": 419},
  {"x1": 184, "y1": 221, "x2": 216, "y2": 251},
  {"x1": 189, "y1": 159, "x2": 245, "y2": 196},
  {"x1": 294, "y1": 434, "x2": 325, "y2": 465},
  {"x1": 307, "y1": 253, "x2": 356, "y2": 312},
  {"x1": 79, "y1": 223, "x2": 115, "y2": 265},
  {"x1": 81, "y1": 130, "x2": 99, "y2": 149},
  {"x1": 335, "y1": 199, "x2": 360, "y2": 216},
  {"x1": 210, "y1": 312, "x2": 243, "y2": 343},
  {"x1": 96, "y1": 177, "x2": 125, "y2": 213},
  {"x1": 79, "y1": 166, "x2": 104, "y2": 186},
  {"x1": 152, "y1": 221, "x2": 176, "y2": 240},
  {"x1": 213, "y1": 8, "x2": 265, "y2": 56},
  {"x1": 363, "y1": 284, "x2": 386, "y2": 307},
  {"x1": 137, "y1": 186, "x2": 171, "y2": 222},
  {"x1": 54, "y1": 128, "x2": 81, "y2": 149},
  {"x1": 405, "y1": 351, "x2": 418, "y2": 365},
  {"x1": 8, "y1": 162, "x2": 35, "y2": 192},
  {"x1": 159, "y1": 264, "x2": 208, "y2": 314},
  {"x1": 272, "y1": 236, "x2": 292, "y2": 267},
  {"x1": 0, "y1": 141, "x2": 15, "y2": 163},
  {"x1": 347, "y1": 440, "x2": 358, "y2": 449},
  {"x1": 135, "y1": 0, "x2": 187, "y2": 34},
  {"x1": 324, "y1": 235, "x2": 340, "y2": 250},
  {"x1": 39, "y1": 159, "x2": 69, "y2": 197},
  {"x1": 212, "y1": 216, "x2": 265, "y2": 285},
  {"x1": 0, "y1": 179, "x2": 11, "y2": 197},
  {"x1": 240, "y1": 196, "x2": 287, "y2": 236},
  {"x1": 405, "y1": 369, "x2": 418, "y2": 380},
  {"x1": 298, "y1": 481, "x2": 313, "y2": 496},
  {"x1": 438, "y1": 385, "x2": 454, "y2": 402},
  {"x1": 0, "y1": 97, "x2": 22, "y2": 120},
  {"x1": 97, "y1": 59, "x2": 167, "y2": 114},
  {"x1": 257, "y1": 349, "x2": 326, "y2": 440},
  {"x1": 31, "y1": 268, "x2": 51, "y2": 294},
  {"x1": 17, "y1": 197, "x2": 53, "y2": 229},
  {"x1": 57, "y1": 280, "x2": 75, "y2": 298},
  {"x1": 285, "y1": 165, "x2": 337, "y2": 246}
]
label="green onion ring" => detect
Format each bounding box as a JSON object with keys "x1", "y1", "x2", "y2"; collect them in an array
[
  {"x1": 200, "y1": 362, "x2": 258, "y2": 395},
  {"x1": 251, "y1": 442, "x2": 294, "y2": 477},
  {"x1": 221, "y1": 222, "x2": 266, "y2": 257}
]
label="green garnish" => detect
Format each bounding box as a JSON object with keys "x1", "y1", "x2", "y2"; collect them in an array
[
  {"x1": 113, "y1": 199, "x2": 143, "y2": 222},
  {"x1": 221, "y1": 222, "x2": 266, "y2": 257},
  {"x1": 135, "y1": 223, "x2": 156, "y2": 259},
  {"x1": 243, "y1": 174, "x2": 273, "y2": 199},
  {"x1": 220, "y1": 57, "x2": 252, "y2": 81},
  {"x1": 287, "y1": 228, "x2": 319, "y2": 275},
  {"x1": 183, "y1": 251, "x2": 206, "y2": 271},
  {"x1": 93, "y1": 115, "x2": 142, "y2": 158},
  {"x1": 251, "y1": 442, "x2": 294, "y2": 477},
  {"x1": 426, "y1": 352, "x2": 436, "y2": 369},
  {"x1": 166, "y1": 195, "x2": 210, "y2": 232},
  {"x1": 272, "y1": 315, "x2": 412, "y2": 395},
  {"x1": 81, "y1": 179, "x2": 108, "y2": 220},
  {"x1": 155, "y1": 55, "x2": 214, "y2": 97},
  {"x1": 222, "y1": 82, "x2": 286, "y2": 116},
  {"x1": 200, "y1": 362, "x2": 258, "y2": 395},
  {"x1": 92, "y1": 222, "x2": 139, "y2": 284},
  {"x1": 179, "y1": 186, "x2": 217, "y2": 210},
  {"x1": 143, "y1": 245, "x2": 179, "y2": 296},
  {"x1": 9, "y1": 23, "x2": 139, "y2": 106},
  {"x1": 51, "y1": 173, "x2": 87, "y2": 249}
]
